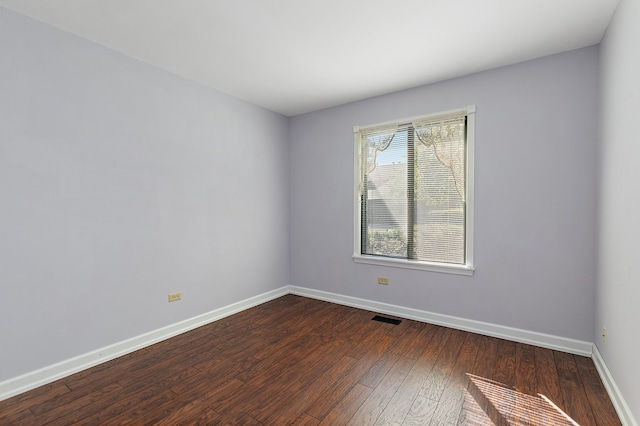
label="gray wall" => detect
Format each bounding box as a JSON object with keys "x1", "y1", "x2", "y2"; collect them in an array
[
  {"x1": 290, "y1": 47, "x2": 599, "y2": 342},
  {"x1": 598, "y1": 0, "x2": 640, "y2": 420},
  {"x1": 0, "y1": 9, "x2": 290, "y2": 382},
  {"x1": 3, "y1": 4, "x2": 626, "y2": 409}
]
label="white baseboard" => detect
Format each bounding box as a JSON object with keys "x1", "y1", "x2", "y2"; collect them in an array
[
  {"x1": 3, "y1": 284, "x2": 635, "y2": 426},
  {"x1": 289, "y1": 286, "x2": 593, "y2": 356},
  {"x1": 592, "y1": 344, "x2": 638, "y2": 426},
  {"x1": 0, "y1": 286, "x2": 289, "y2": 402},
  {"x1": 291, "y1": 286, "x2": 640, "y2": 424}
]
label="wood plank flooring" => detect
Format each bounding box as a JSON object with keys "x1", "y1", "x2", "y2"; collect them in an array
[{"x1": 0, "y1": 295, "x2": 621, "y2": 425}]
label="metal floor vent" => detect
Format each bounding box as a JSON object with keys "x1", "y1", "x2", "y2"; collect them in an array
[{"x1": 372, "y1": 315, "x2": 401, "y2": 325}]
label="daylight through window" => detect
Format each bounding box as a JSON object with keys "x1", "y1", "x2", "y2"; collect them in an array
[{"x1": 354, "y1": 106, "x2": 474, "y2": 274}]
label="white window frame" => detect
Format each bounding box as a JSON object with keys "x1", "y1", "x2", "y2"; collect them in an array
[{"x1": 353, "y1": 105, "x2": 475, "y2": 276}]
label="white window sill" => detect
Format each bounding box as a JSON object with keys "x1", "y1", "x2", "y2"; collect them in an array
[{"x1": 353, "y1": 254, "x2": 474, "y2": 276}]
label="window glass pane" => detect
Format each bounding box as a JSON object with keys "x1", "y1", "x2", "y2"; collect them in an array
[
  {"x1": 364, "y1": 129, "x2": 408, "y2": 257},
  {"x1": 357, "y1": 108, "x2": 471, "y2": 269},
  {"x1": 414, "y1": 130, "x2": 465, "y2": 264}
]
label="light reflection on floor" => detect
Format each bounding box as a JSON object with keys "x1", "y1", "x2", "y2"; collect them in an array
[{"x1": 459, "y1": 374, "x2": 579, "y2": 425}]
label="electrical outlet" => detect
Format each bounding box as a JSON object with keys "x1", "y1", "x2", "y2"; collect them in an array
[
  {"x1": 602, "y1": 326, "x2": 607, "y2": 343},
  {"x1": 378, "y1": 277, "x2": 389, "y2": 285},
  {"x1": 168, "y1": 292, "x2": 182, "y2": 303}
]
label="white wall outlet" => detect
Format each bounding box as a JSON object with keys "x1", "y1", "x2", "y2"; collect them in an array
[
  {"x1": 378, "y1": 277, "x2": 389, "y2": 285},
  {"x1": 168, "y1": 292, "x2": 182, "y2": 302}
]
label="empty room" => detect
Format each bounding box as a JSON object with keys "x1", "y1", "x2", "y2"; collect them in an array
[{"x1": 0, "y1": 0, "x2": 638, "y2": 425}]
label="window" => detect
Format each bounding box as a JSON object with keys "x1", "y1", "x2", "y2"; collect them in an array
[{"x1": 353, "y1": 106, "x2": 475, "y2": 275}]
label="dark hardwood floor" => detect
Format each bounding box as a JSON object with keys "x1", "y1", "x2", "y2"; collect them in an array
[{"x1": 0, "y1": 295, "x2": 621, "y2": 425}]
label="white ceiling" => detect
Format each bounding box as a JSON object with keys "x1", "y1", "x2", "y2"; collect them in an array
[{"x1": 1, "y1": 0, "x2": 619, "y2": 116}]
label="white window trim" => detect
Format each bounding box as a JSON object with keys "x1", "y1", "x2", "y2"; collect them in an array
[{"x1": 352, "y1": 105, "x2": 475, "y2": 276}]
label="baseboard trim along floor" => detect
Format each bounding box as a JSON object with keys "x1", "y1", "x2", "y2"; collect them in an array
[
  {"x1": 0, "y1": 286, "x2": 288, "y2": 402},
  {"x1": 289, "y1": 286, "x2": 593, "y2": 356},
  {"x1": 592, "y1": 344, "x2": 638, "y2": 426},
  {"x1": 1, "y1": 285, "x2": 636, "y2": 425}
]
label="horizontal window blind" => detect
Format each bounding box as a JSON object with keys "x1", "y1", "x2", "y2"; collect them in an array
[{"x1": 359, "y1": 111, "x2": 467, "y2": 265}]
